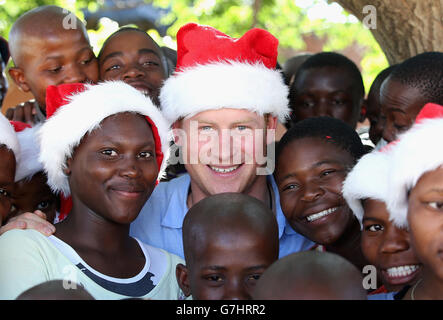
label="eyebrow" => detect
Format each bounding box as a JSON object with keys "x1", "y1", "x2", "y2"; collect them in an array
[
  {"x1": 280, "y1": 160, "x2": 344, "y2": 181},
  {"x1": 388, "y1": 107, "x2": 407, "y2": 114},
  {"x1": 44, "y1": 47, "x2": 92, "y2": 62},
  {"x1": 203, "y1": 266, "x2": 226, "y2": 271},
  {"x1": 362, "y1": 217, "x2": 384, "y2": 223},
  {"x1": 100, "y1": 48, "x2": 161, "y2": 65}
]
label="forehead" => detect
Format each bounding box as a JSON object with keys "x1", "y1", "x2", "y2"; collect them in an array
[
  {"x1": 184, "y1": 108, "x2": 265, "y2": 127},
  {"x1": 101, "y1": 31, "x2": 160, "y2": 55},
  {"x1": 362, "y1": 199, "x2": 390, "y2": 220},
  {"x1": 295, "y1": 66, "x2": 354, "y2": 93},
  {"x1": 411, "y1": 167, "x2": 443, "y2": 195},
  {"x1": 380, "y1": 78, "x2": 426, "y2": 115},
  {"x1": 278, "y1": 137, "x2": 353, "y2": 172}
]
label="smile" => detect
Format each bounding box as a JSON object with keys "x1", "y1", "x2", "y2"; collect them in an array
[
  {"x1": 208, "y1": 165, "x2": 240, "y2": 174},
  {"x1": 385, "y1": 265, "x2": 420, "y2": 278},
  {"x1": 306, "y1": 207, "x2": 338, "y2": 222}
]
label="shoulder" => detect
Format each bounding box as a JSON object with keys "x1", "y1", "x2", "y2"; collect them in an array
[{"x1": 0, "y1": 229, "x2": 49, "y2": 248}]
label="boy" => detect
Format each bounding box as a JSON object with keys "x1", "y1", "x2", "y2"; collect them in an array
[
  {"x1": 0, "y1": 36, "x2": 9, "y2": 108},
  {"x1": 0, "y1": 81, "x2": 184, "y2": 300},
  {"x1": 343, "y1": 147, "x2": 422, "y2": 295},
  {"x1": 252, "y1": 251, "x2": 367, "y2": 300},
  {"x1": 7, "y1": 124, "x2": 58, "y2": 224},
  {"x1": 380, "y1": 52, "x2": 443, "y2": 142},
  {"x1": 16, "y1": 280, "x2": 94, "y2": 300},
  {"x1": 0, "y1": 113, "x2": 19, "y2": 225},
  {"x1": 176, "y1": 193, "x2": 279, "y2": 300},
  {"x1": 365, "y1": 65, "x2": 396, "y2": 147},
  {"x1": 387, "y1": 103, "x2": 443, "y2": 299},
  {"x1": 6, "y1": 5, "x2": 99, "y2": 124},
  {"x1": 98, "y1": 27, "x2": 169, "y2": 107},
  {"x1": 288, "y1": 52, "x2": 365, "y2": 130}
]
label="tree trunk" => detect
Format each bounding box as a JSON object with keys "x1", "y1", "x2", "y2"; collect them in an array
[{"x1": 334, "y1": 0, "x2": 443, "y2": 64}]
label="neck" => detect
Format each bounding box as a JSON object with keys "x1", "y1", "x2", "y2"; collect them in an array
[
  {"x1": 55, "y1": 199, "x2": 132, "y2": 255},
  {"x1": 187, "y1": 175, "x2": 270, "y2": 210},
  {"x1": 325, "y1": 217, "x2": 366, "y2": 270}
]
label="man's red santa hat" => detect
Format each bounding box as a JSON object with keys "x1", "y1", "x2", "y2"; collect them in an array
[
  {"x1": 160, "y1": 23, "x2": 290, "y2": 123},
  {"x1": 38, "y1": 81, "x2": 170, "y2": 197},
  {"x1": 0, "y1": 113, "x2": 20, "y2": 161},
  {"x1": 387, "y1": 103, "x2": 443, "y2": 228}
]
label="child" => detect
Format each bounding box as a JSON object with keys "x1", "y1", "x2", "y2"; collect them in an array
[
  {"x1": 288, "y1": 52, "x2": 365, "y2": 130},
  {"x1": 380, "y1": 52, "x2": 443, "y2": 142},
  {"x1": 387, "y1": 103, "x2": 443, "y2": 300},
  {"x1": 16, "y1": 280, "x2": 94, "y2": 300},
  {"x1": 98, "y1": 27, "x2": 169, "y2": 107},
  {"x1": 252, "y1": 251, "x2": 367, "y2": 300},
  {"x1": 0, "y1": 113, "x2": 19, "y2": 225},
  {"x1": 0, "y1": 81, "x2": 185, "y2": 300},
  {"x1": 343, "y1": 147, "x2": 422, "y2": 295},
  {"x1": 176, "y1": 192, "x2": 279, "y2": 300},
  {"x1": 0, "y1": 36, "x2": 9, "y2": 108},
  {"x1": 7, "y1": 5, "x2": 99, "y2": 124},
  {"x1": 274, "y1": 116, "x2": 368, "y2": 271},
  {"x1": 365, "y1": 65, "x2": 397, "y2": 147},
  {"x1": 7, "y1": 124, "x2": 58, "y2": 224}
]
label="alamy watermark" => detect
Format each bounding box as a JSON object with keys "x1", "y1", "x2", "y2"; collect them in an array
[{"x1": 362, "y1": 5, "x2": 377, "y2": 30}]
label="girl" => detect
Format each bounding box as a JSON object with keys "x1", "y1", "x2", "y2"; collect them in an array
[
  {"x1": 0, "y1": 81, "x2": 184, "y2": 300},
  {"x1": 274, "y1": 116, "x2": 368, "y2": 270}
]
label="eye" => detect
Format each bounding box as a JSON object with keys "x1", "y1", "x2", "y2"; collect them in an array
[
  {"x1": 283, "y1": 183, "x2": 299, "y2": 192},
  {"x1": 0, "y1": 188, "x2": 10, "y2": 197},
  {"x1": 200, "y1": 125, "x2": 213, "y2": 131},
  {"x1": 47, "y1": 66, "x2": 62, "y2": 74},
  {"x1": 37, "y1": 200, "x2": 50, "y2": 210},
  {"x1": 205, "y1": 274, "x2": 223, "y2": 282},
  {"x1": 320, "y1": 169, "x2": 336, "y2": 177},
  {"x1": 138, "y1": 151, "x2": 153, "y2": 159},
  {"x1": 332, "y1": 99, "x2": 345, "y2": 105},
  {"x1": 365, "y1": 224, "x2": 384, "y2": 232},
  {"x1": 247, "y1": 274, "x2": 261, "y2": 282},
  {"x1": 301, "y1": 100, "x2": 314, "y2": 108},
  {"x1": 394, "y1": 123, "x2": 408, "y2": 132},
  {"x1": 141, "y1": 60, "x2": 159, "y2": 67},
  {"x1": 101, "y1": 149, "x2": 118, "y2": 157},
  {"x1": 80, "y1": 57, "x2": 93, "y2": 65},
  {"x1": 428, "y1": 201, "x2": 443, "y2": 210},
  {"x1": 9, "y1": 204, "x2": 17, "y2": 214},
  {"x1": 105, "y1": 64, "x2": 121, "y2": 72}
]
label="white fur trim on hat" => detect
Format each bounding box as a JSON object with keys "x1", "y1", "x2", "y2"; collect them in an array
[
  {"x1": 342, "y1": 150, "x2": 392, "y2": 228},
  {"x1": 160, "y1": 61, "x2": 290, "y2": 123},
  {"x1": 15, "y1": 124, "x2": 44, "y2": 182},
  {"x1": 0, "y1": 113, "x2": 20, "y2": 162},
  {"x1": 39, "y1": 81, "x2": 171, "y2": 196},
  {"x1": 387, "y1": 117, "x2": 443, "y2": 228}
]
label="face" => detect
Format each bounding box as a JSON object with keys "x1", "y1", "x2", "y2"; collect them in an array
[
  {"x1": 361, "y1": 199, "x2": 421, "y2": 291},
  {"x1": 175, "y1": 108, "x2": 277, "y2": 200},
  {"x1": 66, "y1": 113, "x2": 158, "y2": 224},
  {"x1": 8, "y1": 172, "x2": 58, "y2": 224},
  {"x1": 290, "y1": 67, "x2": 361, "y2": 129},
  {"x1": 10, "y1": 28, "x2": 99, "y2": 108},
  {"x1": 380, "y1": 78, "x2": 427, "y2": 142},
  {"x1": 275, "y1": 137, "x2": 355, "y2": 245},
  {"x1": 0, "y1": 147, "x2": 16, "y2": 224},
  {"x1": 0, "y1": 60, "x2": 8, "y2": 107},
  {"x1": 99, "y1": 31, "x2": 166, "y2": 107},
  {"x1": 408, "y1": 167, "x2": 443, "y2": 281},
  {"x1": 366, "y1": 86, "x2": 385, "y2": 145},
  {"x1": 183, "y1": 229, "x2": 277, "y2": 300}
]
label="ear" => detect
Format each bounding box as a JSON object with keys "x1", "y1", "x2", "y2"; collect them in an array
[
  {"x1": 175, "y1": 263, "x2": 191, "y2": 297},
  {"x1": 63, "y1": 158, "x2": 73, "y2": 176},
  {"x1": 172, "y1": 120, "x2": 185, "y2": 146},
  {"x1": 8, "y1": 67, "x2": 31, "y2": 92},
  {"x1": 358, "y1": 98, "x2": 367, "y2": 123},
  {"x1": 266, "y1": 115, "x2": 278, "y2": 130}
]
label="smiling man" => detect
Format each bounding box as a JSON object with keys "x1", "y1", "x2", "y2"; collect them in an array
[{"x1": 130, "y1": 23, "x2": 313, "y2": 258}]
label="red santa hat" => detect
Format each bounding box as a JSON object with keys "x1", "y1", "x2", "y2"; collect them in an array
[
  {"x1": 342, "y1": 147, "x2": 394, "y2": 228},
  {"x1": 38, "y1": 81, "x2": 171, "y2": 196},
  {"x1": 12, "y1": 121, "x2": 45, "y2": 182},
  {"x1": 159, "y1": 23, "x2": 290, "y2": 123},
  {"x1": 387, "y1": 103, "x2": 443, "y2": 228},
  {"x1": 0, "y1": 113, "x2": 20, "y2": 162}
]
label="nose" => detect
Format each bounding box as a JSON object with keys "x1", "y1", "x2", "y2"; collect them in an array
[
  {"x1": 63, "y1": 65, "x2": 87, "y2": 84},
  {"x1": 380, "y1": 226, "x2": 410, "y2": 254},
  {"x1": 222, "y1": 279, "x2": 250, "y2": 300},
  {"x1": 382, "y1": 123, "x2": 395, "y2": 143},
  {"x1": 123, "y1": 64, "x2": 145, "y2": 80},
  {"x1": 301, "y1": 182, "x2": 324, "y2": 202},
  {"x1": 315, "y1": 100, "x2": 331, "y2": 117},
  {"x1": 119, "y1": 157, "x2": 142, "y2": 179}
]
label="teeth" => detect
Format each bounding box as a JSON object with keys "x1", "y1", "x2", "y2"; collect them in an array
[
  {"x1": 306, "y1": 207, "x2": 338, "y2": 222},
  {"x1": 209, "y1": 165, "x2": 239, "y2": 173},
  {"x1": 386, "y1": 265, "x2": 420, "y2": 278}
]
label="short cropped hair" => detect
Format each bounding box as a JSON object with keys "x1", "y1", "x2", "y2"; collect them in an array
[{"x1": 388, "y1": 52, "x2": 443, "y2": 105}]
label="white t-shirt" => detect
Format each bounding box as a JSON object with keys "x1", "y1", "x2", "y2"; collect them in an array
[{"x1": 0, "y1": 229, "x2": 185, "y2": 300}]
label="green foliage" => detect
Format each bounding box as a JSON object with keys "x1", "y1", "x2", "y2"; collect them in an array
[{"x1": 0, "y1": 0, "x2": 388, "y2": 92}]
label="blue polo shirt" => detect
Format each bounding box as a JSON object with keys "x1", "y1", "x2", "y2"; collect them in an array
[{"x1": 130, "y1": 174, "x2": 313, "y2": 259}]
